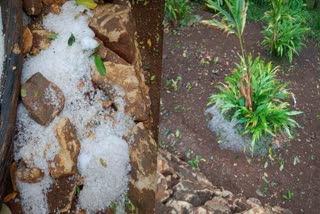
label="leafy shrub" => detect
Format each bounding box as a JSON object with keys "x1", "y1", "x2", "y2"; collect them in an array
[
  {"x1": 261, "y1": 0, "x2": 309, "y2": 63},
  {"x1": 165, "y1": 0, "x2": 192, "y2": 26},
  {"x1": 209, "y1": 55, "x2": 301, "y2": 153}
]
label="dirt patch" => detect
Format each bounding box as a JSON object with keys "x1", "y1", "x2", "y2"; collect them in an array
[
  {"x1": 160, "y1": 8, "x2": 320, "y2": 214},
  {"x1": 131, "y1": 0, "x2": 165, "y2": 140}
]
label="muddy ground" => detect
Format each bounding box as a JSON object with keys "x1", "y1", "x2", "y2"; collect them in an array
[{"x1": 159, "y1": 8, "x2": 320, "y2": 214}]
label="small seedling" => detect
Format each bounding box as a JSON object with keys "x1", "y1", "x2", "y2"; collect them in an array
[
  {"x1": 282, "y1": 190, "x2": 294, "y2": 201},
  {"x1": 214, "y1": 56, "x2": 220, "y2": 64},
  {"x1": 188, "y1": 155, "x2": 206, "y2": 169},
  {"x1": 186, "y1": 82, "x2": 193, "y2": 91},
  {"x1": 124, "y1": 197, "x2": 135, "y2": 212},
  {"x1": 279, "y1": 159, "x2": 284, "y2": 171}
]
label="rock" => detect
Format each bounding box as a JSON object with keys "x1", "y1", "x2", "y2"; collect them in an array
[
  {"x1": 113, "y1": 0, "x2": 132, "y2": 8},
  {"x1": 128, "y1": 123, "x2": 157, "y2": 214},
  {"x1": 47, "y1": 176, "x2": 81, "y2": 213},
  {"x1": 31, "y1": 29, "x2": 54, "y2": 55},
  {"x1": 236, "y1": 206, "x2": 266, "y2": 214},
  {"x1": 95, "y1": 37, "x2": 129, "y2": 65},
  {"x1": 157, "y1": 157, "x2": 175, "y2": 176},
  {"x1": 42, "y1": 0, "x2": 67, "y2": 6},
  {"x1": 205, "y1": 198, "x2": 231, "y2": 214},
  {"x1": 21, "y1": 72, "x2": 65, "y2": 126},
  {"x1": 91, "y1": 62, "x2": 150, "y2": 121},
  {"x1": 166, "y1": 199, "x2": 193, "y2": 213},
  {"x1": 48, "y1": 4, "x2": 61, "y2": 14},
  {"x1": 22, "y1": 27, "x2": 33, "y2": 54},
  {"x1": 246, "y1": 198, "x2": 262, "y2": 207},
  {"x1": 174, "y1": 189, "x2": 213, "y2": 207},
  {"x1": 49, "y1": 118, "x2": 80, "y2": 178},
  {"x1": 16, "y1": 167, "x2": 44, "y2": 183},
  {"x1": 23, "y1": 0, "x2": 43, "y2": 16},
  {"x1": 156, "y1": 172, "x2": 172, "y2": 203},
  {"x1": 89, "y1": 4, "x2": 138, "y2": 64}
]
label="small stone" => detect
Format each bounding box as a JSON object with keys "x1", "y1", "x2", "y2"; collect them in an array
[
  {"x1": 205, "y1": 198, "x2": 231, "y2": 214},
  {"x1": 237, "y1": 206, "x2": 266, "y2": 214},
  {"x1": 31, "y1": 29, "x2": 54, "y2": 55},
  {"x1": 42, "y1": 0, "x2": 67, "y2": 5},
  {"x1": 23, "y1": 0, "x2": 43, "y2": 16},
  {"x1": 22, "y1": 27, "x2": 33, "y2": 54},
  {"x1": 48, "y1": 118, "x2": 80, "y2": 178},
  {"x1": 16, "y1": 167, "x2": 44, "y2": 183},
  {"x1": 21, "y1": 72, "x2": 65, "y2": 126},
  {"x1": 49, "y1": 4, "x2": 61, "y2": 14},
  {"x1": 156, "y1": 173, "x2": 171, "y2": 203}
]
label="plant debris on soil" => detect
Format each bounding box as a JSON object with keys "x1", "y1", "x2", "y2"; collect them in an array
[{"x1": 160, "y1": 6, "x2": 320, "y2": 214}]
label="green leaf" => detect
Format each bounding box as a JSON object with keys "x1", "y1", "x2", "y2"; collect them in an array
[
  {"x1": 75, "y1": 0, "x2": 97, "y2": 9},
  {"x1": 125, "y1": 198, "x2": 135, "y2": 212},
  {"x1": 21, "y1": 89, "x2": 27, "y2": 97},
  {"x1": 47, "y1": 33, "x2": 58, "y2": 40},
  {"x1": 68, "y1": 33, "x2": 76, "y2": 46},
  {"x1": 94, "y1": 55, "x2": 106, "y2": 76},
  {"x1": 99, "y1": 158, "x2": 107, "y2": 168}
]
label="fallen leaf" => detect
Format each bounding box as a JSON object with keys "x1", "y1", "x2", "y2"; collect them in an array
[
  {"x1": 147, "y1": 38, "x2": 152, "y2": 47},
  {"x1": 10, "y1": 162, "x2": 17, "y2": 192},
  {"x1": 75, "y1": 0, "x2": 97, "y2": 9},
  {"x1": 100, "y1": 158, "x2": 107, "y2": 168},
  {"x1": 3, "y1": 192, "x2": 18, "y2": 202}
]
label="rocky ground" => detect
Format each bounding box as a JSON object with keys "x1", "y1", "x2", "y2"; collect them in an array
[{"x1": 4, "y1": 0, "x2": 157, "y2": 213}]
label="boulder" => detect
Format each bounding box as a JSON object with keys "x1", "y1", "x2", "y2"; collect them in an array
[
  {"x1": 89, "y1": 4, "x2": 138, "y2": 64},
  {"x1": 48, "y1": 118, "x2": 80, "y2": 178},
  {"x1": 156, "y1": 172, "x2": 172, "y2": 203},
  {"x1": 128, "y1": 123, "x2": 157, "y2": 214},
  {"x1": 21, "y1": 72, "x2": 65, "y2": 126},
  {"x1": 16, "y1": 167, "x2": 44, "y2": 183},
  {"x1": 23, "y1": 0, "x2": 43, "y2": 16},
  {"x1": 91, "y1": 61, "x2": 150, "y2": 121}
]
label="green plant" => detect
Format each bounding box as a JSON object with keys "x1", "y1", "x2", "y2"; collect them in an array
[
  {"x1": 209, "y1": 55, "x2": 302, "y2": 153},
  {"x1": 165, "y1": 0, "x2": 192, "y2": 26},
  {"x1": 282, "y1": 190, "x2": 294, "y2": 201},
  {"x1": 261, "y1": 0, "x2": 309, "y2": 63},
  {"x1": 188, "y1": 155, "x2": 205, "y2": 169},
  {"x1": 203, "y1": 0, "x2": 248, "y2": 58}
]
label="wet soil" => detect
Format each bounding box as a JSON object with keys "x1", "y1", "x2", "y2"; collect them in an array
[
  {"x1": 132, "y1": 0, "x2": 165, "y2": 140},
  {"x1": 160, "y1": 8, "x2": 320, "y2": 214}
]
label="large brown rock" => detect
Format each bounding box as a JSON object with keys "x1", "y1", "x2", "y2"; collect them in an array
[
  {"x1": 47, "y1": 175, "x2": 82, "y2": 213},
  {"x1": 21, "y1": 72, "x2": 65, "y2": 126},
  {"x1": 89, "y1": 4, "x2": 138, "y2": 64},
  {"x1": 16, "y1": 167, "x2": 44, "y2": 183},
  {"x1": 128, "y1": 123, "x2": 157, "y2": 214},
  {"x1": 48, "y1": 118, "x2": 80, "y2": 178},
  {"x1": 92, "y1": 61, "x2": 150, "y2": 121}
]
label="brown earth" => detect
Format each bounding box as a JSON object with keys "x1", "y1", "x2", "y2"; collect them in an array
[
  {"x1": 160, "y1": 8, "x2": 320, "y2": 214},
  {"x1": 131, "y1": 0, "x2": 165, "y2": 140}
]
